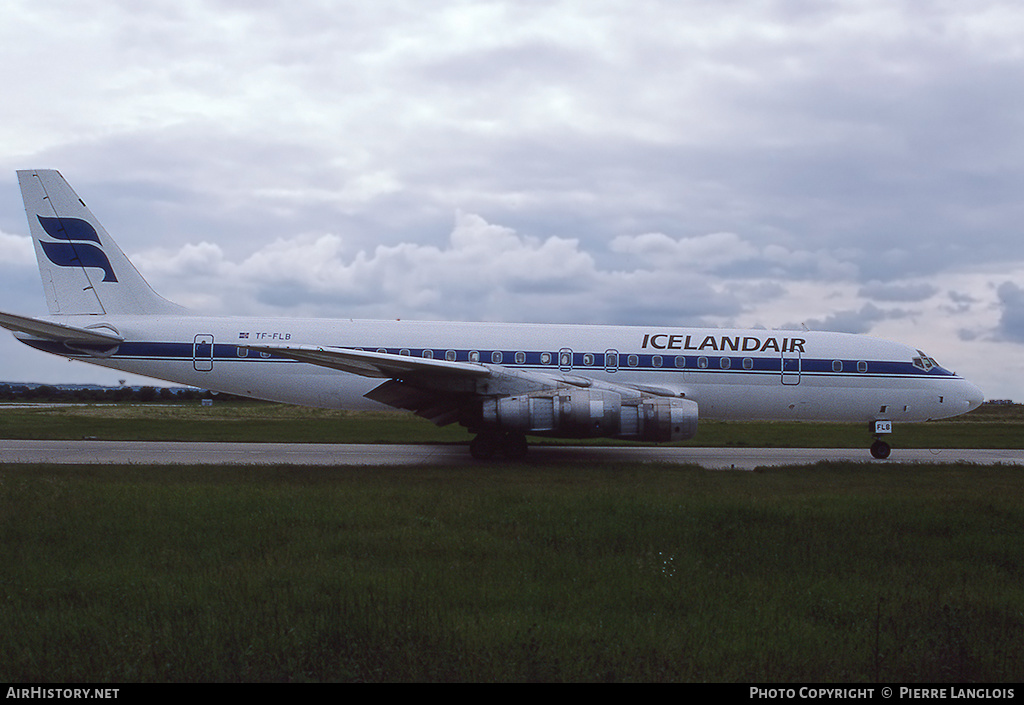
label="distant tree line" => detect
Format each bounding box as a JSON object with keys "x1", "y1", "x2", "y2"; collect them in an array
[{"x1": 0, "y1": 384, "x2": 255, "y2": 403}]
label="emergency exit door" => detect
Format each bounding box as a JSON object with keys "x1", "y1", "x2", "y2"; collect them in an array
[{"x1": 193, "y1": 334, "x2": 214, "y2": 372}]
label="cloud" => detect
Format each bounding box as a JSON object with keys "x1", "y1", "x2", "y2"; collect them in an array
[
  {"x1": 946, "y1": 290, "x2": 978, "y2": 315},
  {"x1": 131, "y1": 211, "x2": 749, "y2": 325},
  {"x1": 995, "y1": 281, "x2": 1024, "y2": 343},
  {"x1": 0, "y1": 229, "x2": 34, "y2": 267},
  {"x1": 609, "y1": 231, "x2": 860, "y2": 282},
  {"x1": 2, "y1": 1, "x2": 1024, "y2": 398},
  {"x1": 610, "y1": 231, "x2": 759, "y2": 271},
  {"x1": 858, "y1": 280, "x2": 939, "y2": 302},
  {"x1": 792, "y1": 303, "x2": 900, "y2": 335}
]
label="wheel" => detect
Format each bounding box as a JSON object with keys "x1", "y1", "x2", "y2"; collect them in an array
[
  {"x1": 870, "y1": 440, "x2": 891, "y2": 459},
  {"x1": 501, "y1": 432, "x2": 529, "y2": 460},
  {"x1": 470, "y1": 432, "x2": 499, "y2": 460}
]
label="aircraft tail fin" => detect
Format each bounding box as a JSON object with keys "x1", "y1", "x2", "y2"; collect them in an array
[{"x1": 17, "y1": 169, "x2": 187, "y2": 316}]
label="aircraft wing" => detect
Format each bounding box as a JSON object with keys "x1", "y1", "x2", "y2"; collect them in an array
[
  {"x1": 0, "y1": 310, "x2": 124, "y2": 344},
  {"x1": 246, "y1": 343, "x2": 689, "y2": 426},
  {"x1": 244, "y1": 344, "x2": 499, "y2": 425},
  {"x1": 243, "y1": 344, "x2": 491, "y2": 379}
]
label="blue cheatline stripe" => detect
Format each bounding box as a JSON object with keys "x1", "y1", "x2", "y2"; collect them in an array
[
  {"x1": 21, "y1": 339, "x2": 957, "y2": 380},
  {"x1": 354, "y1": 347, "x2": 954, "y2": 379}
]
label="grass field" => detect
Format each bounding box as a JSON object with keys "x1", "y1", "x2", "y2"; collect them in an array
[
  {"x1": 1, "y1": 400, "x2": 1022, "y2": 447},
  {"x1": 1, "y1": 462, "x2": 1023, "y2": 682},
  {"x1": 2, "y1": 403, "x2": 1022, "y2": 682}
]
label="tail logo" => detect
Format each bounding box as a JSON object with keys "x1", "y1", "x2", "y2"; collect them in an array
[{"x1": 37, "y1": 215, "x2": 118, "y2": 282}]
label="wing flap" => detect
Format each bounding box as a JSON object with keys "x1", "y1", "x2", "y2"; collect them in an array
[{"x1": 364, "y1": 379, "x2": 468, "y2": 426}]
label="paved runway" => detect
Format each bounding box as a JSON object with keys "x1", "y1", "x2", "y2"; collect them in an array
[{"x1": 3, "y1": 440, "x2": 1023, "y2": 469}]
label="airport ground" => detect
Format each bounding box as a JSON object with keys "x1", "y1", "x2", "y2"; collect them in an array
[
  {"x1": 1, "y1": 397, "x2": 1022, "y2": 447},
  {"x1": 2, "y1": 402, "x2": 1022, "y2": 682}
]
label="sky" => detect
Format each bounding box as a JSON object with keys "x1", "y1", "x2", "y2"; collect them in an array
[{"x1": 1, "y1": 0, "x2": 1023, "y2": 399}]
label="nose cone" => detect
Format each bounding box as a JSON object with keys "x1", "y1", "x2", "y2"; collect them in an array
[
  {"x1": 932, "y1": 377, "x2": 984, "y2": 420},
  {"x1": 963, "y1": 379, "x2": 984, "y2": 413}
]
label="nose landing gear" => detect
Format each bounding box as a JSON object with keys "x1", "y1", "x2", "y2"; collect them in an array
[
  {"x1": 869, "y1": 419, "x2": 892, "y2": 459},
  {"x1": 870, "y1": 439, "x2": 891, "y2": 459}
]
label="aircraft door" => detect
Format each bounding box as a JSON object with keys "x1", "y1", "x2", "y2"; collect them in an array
[
  {"x1": 781, "y1": 346, "x2": 801, "y2": 385},
  {"x1": 193, "y1": 334, "x2": 214, "y2": 372}
]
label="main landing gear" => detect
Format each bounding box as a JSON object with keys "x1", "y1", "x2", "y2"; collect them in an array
[{"x1": 470, "y1": 431, "x2": 529, "y2": 460}]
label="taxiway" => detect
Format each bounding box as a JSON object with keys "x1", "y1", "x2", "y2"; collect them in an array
[{"x1": 2, "y1": 440, "x2": 1022, "y2": 469}]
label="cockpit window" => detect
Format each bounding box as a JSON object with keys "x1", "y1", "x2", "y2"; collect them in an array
[{"x1": 912, "y1": 350, "x2": 938, "y2": 371}]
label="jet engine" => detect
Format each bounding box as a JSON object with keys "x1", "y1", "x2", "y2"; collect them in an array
[{"x1": 481, "y1": 389, "x2": 698, "y2": 442}]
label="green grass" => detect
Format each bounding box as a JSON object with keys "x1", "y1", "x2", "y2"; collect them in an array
[
  {"x1": 0, "y1": 403, "x2": 471, "y2": 444},
  {"x1": 2, "y1": 463, "x2": 1023, "y2": 682},
  {"x1": 1, "y1": 401, "x2": 1022, "y2": 448}
]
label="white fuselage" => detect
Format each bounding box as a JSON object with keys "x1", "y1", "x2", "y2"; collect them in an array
[{"x1": 21, "y1": 314, "x2": 984, "y2": 424}]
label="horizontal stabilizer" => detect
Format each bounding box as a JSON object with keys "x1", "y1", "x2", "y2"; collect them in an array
[{"x1": 0, "y1": 310, "x2": 123, "y2": 344}]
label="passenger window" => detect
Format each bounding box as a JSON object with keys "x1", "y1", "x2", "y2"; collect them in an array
[
  {"x1": 697, "y1": 356, "x2": 708, "y2": 369},
  {"x1": 469, "y1": 350, "x2": 480, "y2": 362},
  {"x1": 445, "y1": 350, "x2": 457, "y2": 362},
  {"x1": 399, "y1": 349, "x2": 410, "y2": 357},
  {"x1": 627, "y1": 354, "x2": 639, "y2": 367},
  {"x1": 833, "y1": 360, "x2": 843, "y2": 372},
  {"x1": 720, "y1": 357, "x2": 731, "y2": 370},
  {"x1": 652, "y1": 355, "x2": 663, "y2": 368},
  {"x1": 237, "y1": 347, "x2": 248, "y2": 358},
  {"x1": 515, "y1": 351, "x2": 527, "y2": 364},
  {"x1": 675, "y1": 356, "x2": 686, "y2": 369},
  {"x1": 742, "y1": 357, "x2": 753, "y2": 370},
  {"x1": 858, "y1": 360, "x2": 868, "y2": 373},
  {"x1": 540, "y1": 352, "x2": 552, "y2": 365},
  {"x1": 491, "y1": 350, "x2": 503, "y2": 363},
  {"x1": 583, "y1": 353, "x2": 595, "y2": 366},
  {"x1": 422, "y1": 349, "x2": 434, "y2": 359}
]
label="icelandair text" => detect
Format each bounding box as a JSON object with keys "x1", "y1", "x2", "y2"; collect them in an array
[{"x1": 642, "y1": 333, "x2": 806, "y2": 354}]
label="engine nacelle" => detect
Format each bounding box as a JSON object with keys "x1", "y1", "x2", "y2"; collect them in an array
[
  {"x1": 481, "y1": 389, "x2": 698, "y2": 442},
  {"x1": 631, "y1": 396, "x2": 699, "y2": 442}
]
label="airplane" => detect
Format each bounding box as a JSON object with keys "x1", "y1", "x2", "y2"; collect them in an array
[{"x1": 1, "y1": 169, "x2": 984, "y2": 460}]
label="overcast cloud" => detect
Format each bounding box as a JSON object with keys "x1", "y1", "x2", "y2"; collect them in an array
[{"x1": 1, "y1": 0, "x2": 1023, "y2": 399}]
